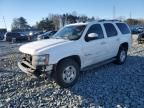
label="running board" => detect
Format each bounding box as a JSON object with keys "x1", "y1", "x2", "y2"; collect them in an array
[{"x1": 81, "y1": 58, "x2": 116, "y2": 71}]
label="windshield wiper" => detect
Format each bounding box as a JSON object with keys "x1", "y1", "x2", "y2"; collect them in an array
[{"x1": 50, "y1": 36, "x2": 61, "y2": 39}]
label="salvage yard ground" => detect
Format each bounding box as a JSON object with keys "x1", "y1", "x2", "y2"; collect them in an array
[{"x1": 0, "y1": 35, "x2": 144, "y2": 108}]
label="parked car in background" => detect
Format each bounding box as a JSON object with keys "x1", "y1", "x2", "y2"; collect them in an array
[
  {"x1": 0, "y1": 33, "x2": 4, "y2": 40},
  {"x1": 37, "y1": 31, "x2": 57, "y2": 40},
  {"x1": 0, "y1": 29, "x2": 7, "y2": 40},
  {"x1": 4, "y1": 32, "x2": 28, "y2": 42},
  {"x1": 27, "y1": 31, "x2": 44, "y2": 41},
  {"x1": 138, "y1": 32, "x2": 144, "y2": 44},
  {"x1": 35, "y1": 31, "x2": 44, "y2": 36},
  {"x1": 131, "y1": 26, "x2": 144, "y2": 34},
  {"x1": 131, "y1": 29, "x2": 139, "y2": 34},
  {"x1": 136, "y1": 27, "x2": 144, "y2": 33}
]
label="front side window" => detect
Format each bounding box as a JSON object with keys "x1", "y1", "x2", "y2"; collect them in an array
[
  {"x1": 85, "y1": 24, "x2": 104, "y2": 41},
  {"x1": 104, "y1": 23, "x2": 118, "y2": 37},
  {"x1": 53, "y1": 25, "x2": 86, "y2": 40}
]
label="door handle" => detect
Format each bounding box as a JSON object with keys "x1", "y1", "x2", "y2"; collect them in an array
[
  {"x1": 85, "y1": 54, "x2": 92, "y2": 56},
  {"x1": 101, "y1": 41, "x2": 106, "y2": 45}
]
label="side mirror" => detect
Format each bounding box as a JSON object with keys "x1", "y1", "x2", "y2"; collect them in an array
[{"x1": 88, "y1": 33, "x2": 98, "y2": 39}]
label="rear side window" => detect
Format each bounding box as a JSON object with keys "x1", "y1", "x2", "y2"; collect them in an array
[
  {"x1": 116, "y1": 23, "x2": 130, "y2": 34},
  {"x1": 7, "y1": 33, "x2": 20, "y2": 37},
  {"x1": 104, "y1": 23, "x2": 118, "y2": 37}
]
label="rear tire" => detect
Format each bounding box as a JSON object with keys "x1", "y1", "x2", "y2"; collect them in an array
[
  {"x1": 114, "y1": 47, "x2": 127, "y2": 65},
  {"x1": 54, "y1": 59, "x2": 80, "y2": 88}
]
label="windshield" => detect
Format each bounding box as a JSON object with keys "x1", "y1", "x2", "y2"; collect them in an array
[
  {"x1": 43, "y1": 31, "x2": 51, "y2": 35},
  {"x1": 53, "y1": 25, "x2": 86, "y2": 40}
]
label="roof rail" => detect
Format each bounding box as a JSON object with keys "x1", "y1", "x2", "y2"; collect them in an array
[
  {"x1": 98, "y1": 19, "x2": 106, "y2": 22},
  {"x1": 98, "y1": 19, "x2": 121, "y2": 22}
]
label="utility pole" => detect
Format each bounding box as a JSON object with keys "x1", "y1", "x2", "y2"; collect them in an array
[
  {"x1": 130, "y1": 11, "x2": 132, "y2": 19},
  {"x1": 3, "y1": 16, "x2": 7, "y2": 29},
  {"x1": 113, "y1": 5, "x2": 116, "y2": 19}
]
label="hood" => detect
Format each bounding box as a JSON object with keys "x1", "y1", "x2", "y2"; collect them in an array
[{"x1": 19, "y1": 39, "x2": 68, "y2": 55}]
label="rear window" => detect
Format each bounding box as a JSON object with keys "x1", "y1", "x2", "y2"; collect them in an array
[
  {"x1": 7, "y1": 33, "x2": 20, "y2": 37},
  {"x1": 116, "y1": 23, "x2": 130, "y2": 34}
]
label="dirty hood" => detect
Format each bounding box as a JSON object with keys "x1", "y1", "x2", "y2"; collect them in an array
[{"x1": 19, "y1": 39, "x2": 68, "y2": 55}]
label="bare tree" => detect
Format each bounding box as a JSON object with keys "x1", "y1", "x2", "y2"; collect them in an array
[
  {"x1": 11, "y1": 17, "x2": 29, "y2": 31},
  {"x1": 36, "y1": 18, "x2": 55, "y2": 31},
  {"x1": 49, "y1": 14, "x2": 61, "y2": 30}
]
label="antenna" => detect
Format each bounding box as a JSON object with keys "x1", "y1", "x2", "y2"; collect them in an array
[{"x1": 3, "y1": 16, "x2": 7, "y2": 29}]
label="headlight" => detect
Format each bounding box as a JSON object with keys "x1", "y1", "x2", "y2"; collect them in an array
[
  {"x1": 29, "y1": 32, "x2": 33, "y2": 36},
  {"x1": 32, "y1": 55, "x2": 49, "y2": 66}
]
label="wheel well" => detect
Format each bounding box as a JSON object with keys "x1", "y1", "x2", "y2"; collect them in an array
[
  {"x1": 120, "y1": 42, "x2": 128, "y2": 51},
  {"x1": 57, "y1": 55, "x2": 81, "y2": 67}
]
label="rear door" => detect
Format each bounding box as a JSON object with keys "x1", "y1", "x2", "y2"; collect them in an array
[{"x1": 103, "y1": 23, "x2": 120, "y2": 58}]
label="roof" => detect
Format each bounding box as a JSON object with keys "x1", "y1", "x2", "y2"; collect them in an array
[
  {"x1": 65, "y1": 19, "x2": 122, "y2": 27},
  {"x1": 66, "y1": 23, "x2": 88, "y2": 27}
]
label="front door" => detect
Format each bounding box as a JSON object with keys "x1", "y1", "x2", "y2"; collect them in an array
[{"x1": 82, "y1": 24, "x2": 108, "y2": 67}]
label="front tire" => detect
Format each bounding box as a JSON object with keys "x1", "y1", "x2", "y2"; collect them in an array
[
  {"x1": 115, "y1": 47, "x2": 127, "y2": 64},
  {"x1": 54, "y1": 59, "x2": 80, "y2": 88}
]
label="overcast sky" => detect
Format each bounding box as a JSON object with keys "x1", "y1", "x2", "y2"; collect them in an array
[{"x1": 0, "y1": 0, "x2": 144, "y2": 30}]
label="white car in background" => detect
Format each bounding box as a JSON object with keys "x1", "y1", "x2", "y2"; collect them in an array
[{"x1": 37, "y1": 31, "x2": 57, "y2": 40}]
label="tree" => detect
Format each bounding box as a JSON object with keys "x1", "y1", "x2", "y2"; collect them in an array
[
  {"x1": 61, "y1": 13, "x2": 77, "y2": 26},
  {"x1": 36, "y1": 18, "x2": 55, "y2": 31},
  {"x1": 36, "y1": 12, "x2": 98, "y2": 30},
  {"x1": 67, "y1": 14, "x2": 77, "y2": 23},
  {"x1": 88, "y1": 16, "x2": 95, "y2": 21},
  {"x1": 49, "y1": 14, "x2": 61, "y2": 30},
  {"x1": 117, "y1": 16, "x2": 126, "y2": 21},
  {"x1": 77, "y1": 15, "x2": 88, "y2": 22},
  {"x1": 11, "y1": 17, "x2": 30, "y2": 31},
  {"x1": 126, "y1": 19, "x2": 140, "y2": 25}
]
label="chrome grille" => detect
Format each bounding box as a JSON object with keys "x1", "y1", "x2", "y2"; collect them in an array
[{"x1": 23, "y1": 54, "x2": 32, "y2": 63}]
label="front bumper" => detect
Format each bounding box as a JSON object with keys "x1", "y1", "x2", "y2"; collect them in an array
[
  {"x1": 18, "y1": 61, "x2": 36, "y2": 75},
  {"x1": 18, "y1": 61, "x2": 53, "y2": 75}
]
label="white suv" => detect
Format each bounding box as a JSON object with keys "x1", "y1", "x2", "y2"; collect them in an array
[{"x1": 18, "y1": 20, "x2": 132, "y2": 87}]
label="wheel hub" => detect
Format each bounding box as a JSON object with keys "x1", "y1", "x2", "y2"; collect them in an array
[
  {"x1": 62, "y1": 66, "x2": 76, "y2": 83},
  {"x1": 120, "y1": 50, "x2": 126, "y2": 62}
]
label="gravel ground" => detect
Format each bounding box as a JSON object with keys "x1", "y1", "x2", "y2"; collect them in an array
[{"x1": 0, "y1": 36, "x2": 144, "y2": 108}]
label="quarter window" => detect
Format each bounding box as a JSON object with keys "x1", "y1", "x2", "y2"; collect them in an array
[
  {"x1": 104, "y1": 23, "x2": 118, "y2": 37},
  {"x1": 116, "y1": 23, "x2": 130, "y2": 34}
]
